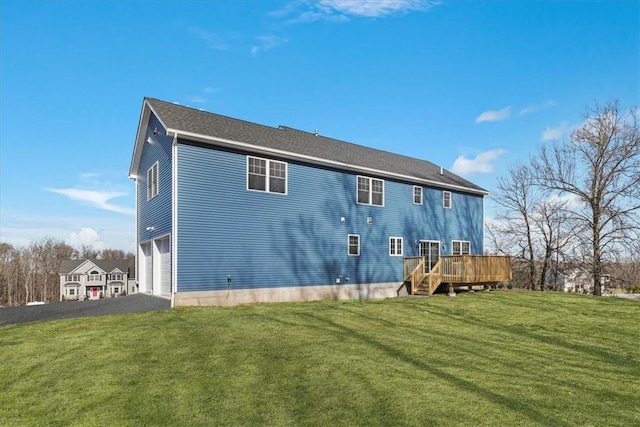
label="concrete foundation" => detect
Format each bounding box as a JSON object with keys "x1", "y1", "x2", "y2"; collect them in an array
[{"x1": 174, "y1": 282, "x2": 408, "y2": 307}]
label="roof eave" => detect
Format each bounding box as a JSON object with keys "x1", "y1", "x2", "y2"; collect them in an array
[
  {"x1": 167, "y1": 128, "x2": 489, "y2": 196},
  {"x1": 129, "y1": 99, "x2": 169, "y2": 178}
]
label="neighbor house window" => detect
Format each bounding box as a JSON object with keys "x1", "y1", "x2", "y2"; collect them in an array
[
  {"x1": 389, "y1": 237, "x2": 403, "y2": 256},
  {"x1": 247, "y1": 156, "x2": 287, "y2": 194},
  {"x1": 413, "y1": 186, "x2": 422, "y2": 205},
  {"x1": 443, "y1": 191, "x2": 452, "y2": 208},
  {"x1": 147, "y1": 162, "x2": 159, "y2": 200},
  {"x1": 109, "y1": 274, "x2": 123, "y2": 281},
  {"x1": 452, "y1": 240, "x2": 470, "y2": 255},
  {"x1": 88, "y1": 272, "x2": 101, "y2": 281},
  {"x1": 65, "y1": 274, "x2": 80, "y2": 282},
  {"x1": 348, "y1": 234, "x2": 360, "y2": 256},
  {"x1": 357, "y1": 176, "x2": 384, "y2": 206},
  {"x1": 68, "y1": 288, "x2": 75, "y2": 296}
]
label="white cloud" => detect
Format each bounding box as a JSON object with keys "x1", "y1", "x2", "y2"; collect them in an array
[
  {"x1": 47, "y1": 188, "x2": 134, "y2": 216},
  {"x1": 187, "y1": 96, "x2": 208, "y2": 104},
  {"x1": 203, "y1": 86, "x2": 220, "y2": 94},
  {"x1": 318, "y1": 0, "x2": 439, "y2": 17},
  {"x1": 68, "y1": 228, "x2": 104, "y2": 251},
  {"x1": 189, "y1": 27, "x2": 229, "y2": 50},
  {"x1": 273, "y1": 0, "x2": 440, "y2": 23},
  {"x1": 518, "y1": 100, "x2": 556, "y2": 116},
  {"x1": 451, "y1": 149, "x2": 507, "y2": 175},
  {"x1": 475, "y1": 106, "x2": 511, "y2": 124},
  {"x1": 541, "y1": 121, "x2": 568, "y2": 141},
  {"x1": 251, "y1": 35, "x2": 286, "y2": 55}
]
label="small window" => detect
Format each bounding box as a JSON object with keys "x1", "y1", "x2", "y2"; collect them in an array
[
  {"x1": 389, "y1": 237, "x2": 403, "y2": 256},
  {"x1": 247, "y1": 156, "x2": 287, "y2": 194},
  {"x1": 357, "y1": 176, "x2": 384, "y2": 206},
  {"x1": 413, "y1": 186, "x2": 422, "y2": 205},
  {"x1": 147, "y1": 162, "x2": 159, "y2": 200},
  {"x1": 348, "y1": 234, "x2": 360, "y2": 256},
  {"x1": 443, "y1": 191, "x2": 451, "y2": 209},
  {"x1": 69, "y1": 288, "x2": 75, "y2": 296},
  {"x1": 452, "y1": 240, "x2": 470, "y2": 255}
]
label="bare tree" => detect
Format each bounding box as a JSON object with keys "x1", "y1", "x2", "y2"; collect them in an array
[
  {"x1": 489, "y1": 164, "x2": 539, "y2": 290},
  {"x1": 532, "y1": 101, "x2": 640, "y2": 295},
  {"x1": 100, "y1": 249, "x2": 134, "y2": 261},
  {"x1": 79, "y1": 245, "x2": 100, "y2": 260}
]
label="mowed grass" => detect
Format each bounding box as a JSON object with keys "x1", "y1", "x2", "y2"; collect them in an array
[{"x1": 1, "y1": 292, "x2": 639, "y2": 426}]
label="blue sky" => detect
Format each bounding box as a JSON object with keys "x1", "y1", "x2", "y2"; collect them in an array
[{"x1": 1, "y1": 0, "x2": 638, "y2": 252}]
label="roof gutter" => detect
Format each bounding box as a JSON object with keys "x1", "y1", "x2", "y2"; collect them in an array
[{"x1": 166, "y1": 128, "x2": 490, "y2": 196}]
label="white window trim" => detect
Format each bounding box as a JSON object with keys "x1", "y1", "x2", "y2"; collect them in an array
[
  {"x1": 348, "y1": 234, "x2": 360, "y2": 256},
  {"x1": 356, "y1": 175, "x2": 384, "y2": 207},
  {"x1": 443, "y1": 191, "x2": 452, "y2": 209},
  {"x1": 413, "y1": 186, "x2": 423, "y2": 205},
  {"x1": 389, "y1": 237, "x2": 403, "y2": 256},
  {"x1": 147, "y1": 162, "x2": 159, "y2": 200},
  {"x1": 451, "y1": 240, "x2": 471, "y2": 255},
  {"x1": 246, "y1": 156, "x2": 288, "y2": 195}
]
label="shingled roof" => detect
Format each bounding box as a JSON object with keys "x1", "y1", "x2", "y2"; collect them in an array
[
  {"x1": 135, "y1": 98, "x2": 488, "y2": 195},
  {"x1": 59, "y1": 259, "x2": 135, "y2": 277}
]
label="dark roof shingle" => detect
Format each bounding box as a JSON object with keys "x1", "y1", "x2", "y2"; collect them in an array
[{"x1": 146, "y1": 98, "x2": 487, "y2": 194}]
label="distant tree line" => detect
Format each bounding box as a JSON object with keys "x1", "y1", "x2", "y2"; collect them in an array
[
  {"x1": 487, "y1": 100, "x2": 640, "y2": 294},
  {"x1": 0, "y1": 237, "x2": 134, "y2": 307}
]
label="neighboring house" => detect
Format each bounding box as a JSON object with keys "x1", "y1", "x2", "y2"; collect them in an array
[
  {"x1": 129, "y1": 98, "x2": 490, "y2": 306},
  {"x1": 563, "y1": 268, "x2": 609, "y2": 294},
  {"x1": 59, "y1": 259, "x2": 136, "y2": 301}
]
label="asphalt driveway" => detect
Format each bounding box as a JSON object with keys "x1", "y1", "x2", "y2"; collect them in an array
[{"x1": 0, "y1": 294, "x2": 171, "y2": 326}]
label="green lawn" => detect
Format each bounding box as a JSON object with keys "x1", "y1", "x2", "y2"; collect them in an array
[{"x1": 1, "y1": 291, "x2": 639, "y2": 426}]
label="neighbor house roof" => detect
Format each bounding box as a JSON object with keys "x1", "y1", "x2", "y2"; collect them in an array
[
  {"x1": 59, "y1": 259, "x2": 135, "y2": 277},
  {"x1": 130, "y1": 97, "x2": 488, "y2": 195}
]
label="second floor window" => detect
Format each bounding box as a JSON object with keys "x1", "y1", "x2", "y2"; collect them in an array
[
  {"x1": 247, "y1": 156, "x2": 287, "y2": 194},
  {"x1": 357, "y1": 176, "x2": 384, "y2": 206},
  {"x1": 88, "y1": 272, "x2": 102, "y2": 281},
  {"x1": 109, "y1": 274, "x2": 123, "y2": 281},
  {"x1": 413, "y1": 186, "x2": 422, "y2": 205},
  {"x1": 443, "y1": 191, "x2": 452, "y2": 209},
  {"x1": 147, "y1": 162, "x2": 159, "y2": 200},
  {"x1": 65, "y1": 274, "x2": 80, "y2": 282}
]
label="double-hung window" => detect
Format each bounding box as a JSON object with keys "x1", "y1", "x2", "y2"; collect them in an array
[
  {"x1": 147, "y1": 162, "x2": 159, "y2": 200},
  {"x1": 357, "y1": 176, "x2": 384, "y2": 206},
  {"x1": 413, "y1": 186, "x2": 423, "y2": 205},
  {"x1": 452, "y1": 240, "x2": 470, "y2": 255},
  {"x1": 348, "y1": 234, "x2": 360, "y2": 256},
  {"x1": 389, "y1": 237, "x2": 403, "y2": 256},
  {"x1": 443, "y1": 191, "x2": 452, "y2": 209},
  {"x1": 247, "y1": 156, "x2": 287, "y2": 194}
]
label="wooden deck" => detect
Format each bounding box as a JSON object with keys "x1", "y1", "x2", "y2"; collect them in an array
[{"x1": 404, "y1": 255, "x2": 512, "y2": 296}]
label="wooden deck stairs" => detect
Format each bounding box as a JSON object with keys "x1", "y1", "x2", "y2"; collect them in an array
[{"x1": 404, "y1": 255, "x2": 512, "y2": 296}]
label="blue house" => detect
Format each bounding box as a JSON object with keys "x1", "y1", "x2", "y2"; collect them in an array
[{"x1": 129, "y1": 98, "x2": 492, "y2": 306}]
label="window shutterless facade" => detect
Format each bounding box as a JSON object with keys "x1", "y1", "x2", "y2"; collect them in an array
[
  {"x1": 413, "y1": 186, "x2": 422, "y2": 205},
  {"x1": 357, "y1": 176, "x2": 384, "y2": 206},
  {"x1": 147, "y1": 162, "x2": 159, "y2": 200},
  {"x1": 452, "y1": 240, "x2": 470, "y2": 255},
  {"x1": 348, "y1": 234, "x2": 360, "y2": 256},
  {"x1": 443, "y1": 191, "x2": 452, "y2": 208},
  {"x1": 389, "y1": 237, "x2": 403, "y2": 256},
  {"x1": 247, "y1": 156, "x2": 287, "y2": 194}
]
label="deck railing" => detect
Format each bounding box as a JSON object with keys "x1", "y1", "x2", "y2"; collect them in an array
[{"x1": 404, "y1": 255, "x2": 512, "y2": 292}]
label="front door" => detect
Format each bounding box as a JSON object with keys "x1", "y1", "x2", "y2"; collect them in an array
[
  {"x1": 92, "y1": 287, "x2": 98, "y2": 298},
  {"x1": 419, "y1": 241, "x2": 440, "y2": 272}
]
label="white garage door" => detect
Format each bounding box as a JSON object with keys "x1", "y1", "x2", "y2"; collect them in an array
[{"x1": 158, "y1": 237, "x2": 171, "y2": 297}]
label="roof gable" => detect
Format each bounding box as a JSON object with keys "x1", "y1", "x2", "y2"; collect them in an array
[{"x1": 131, "y1": 98, "x2": 488, "y2": 195}]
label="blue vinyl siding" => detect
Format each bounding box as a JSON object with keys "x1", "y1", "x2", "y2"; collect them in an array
[
  {"x1": 175, "y1": 142, "x2": 483, "y2": 292},
  {"x1": 137, "y1": 113, "x2": 172, "y2": 242}
]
